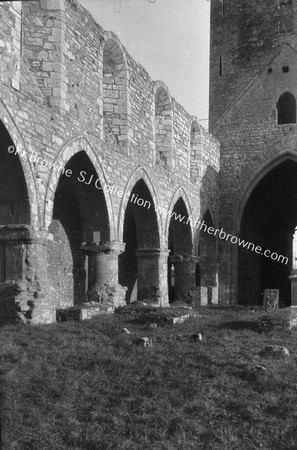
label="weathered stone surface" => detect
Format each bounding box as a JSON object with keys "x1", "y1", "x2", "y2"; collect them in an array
[
  {"x1": 135, "y1": 337, "x2": 153, "y2": 348},
  {"x1": 122, "y1": 327, "x2": 131, "y2": 334},
  {"x1": 210, "y1": 0, "x2": 297, "y2": 306},
  {"x1": 258, "y1": 308, "x2": 297, "y2": 332},
  {"x1": 263, "y1": 290, "x2": 279, "y2": 312},
  {"x1": 188, "y1": 333, "x2": 203, "y2": 342},
  {"x1": 56, "y1": 303, "x2": 113, "y2": 322},
  {"x1": 260, "y1": 345, "x2": 290, "y2": 357},
  {"x1": 253, "y1": 365, "x2": 267, "y2": 373},
  {"x1": 170, "y1": 315, "x2": 190, "y2": 325},
  {"x1": 0, "y1": 0, "x2": 219, "y2": 325}
]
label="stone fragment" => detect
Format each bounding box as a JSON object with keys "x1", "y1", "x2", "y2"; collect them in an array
[
  {"x1": 189, "y1": 333, "x2": 202, "y2": 342},
  {"x1": 122, "y1": 328, "x2": 131, "y2": 334},
  {"x1": 263, "y1": 289, "x2": 279, "y2": 312},
  {"x1": 253, "y1": 365, "x2": 267, "y2": 373},
  {"x1": 170, "y1": 314, "x2": 190, "y2": 325},
  {"x1": 136, "y1": 337, "x2": 153, "y2": 347},
  {"x1": 260, "y1": 345, "x2": 289, "y2": 357},
  {"x1": 149, "y1": 322, "x2": 158, "y2": 329}
]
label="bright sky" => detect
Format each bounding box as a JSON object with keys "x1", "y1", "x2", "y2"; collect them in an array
[{"x1": 79, "y1": 0, "x2": 210, "y2": 126}]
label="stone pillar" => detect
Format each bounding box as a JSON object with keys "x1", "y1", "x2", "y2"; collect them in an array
[
  {"x1": 289, "y1": 274, "x2": 297, "y2": 307},
  {"x1": 135, "y1": 248, "x2": 170, "y2": 306},
  {"x1": 290, "y1": 227, "x2": 297, "y2": 307},
  {"x1": 200, "y1": 261, "x2": 219, "y2": 306},
  {"x1": 0, "y1": 225, "x2": 54, "y2": 325},
  {"x1": 81, "y1": 241, "x2": 126, "y2": 309},
  {"x1": 171, "y1": 255, "x2": 200, "y2": 305}
]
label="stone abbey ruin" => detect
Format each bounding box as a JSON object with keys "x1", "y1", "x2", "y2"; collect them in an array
[{"x1": 1, "y1": 0, "x2": 297, "y2": 324}]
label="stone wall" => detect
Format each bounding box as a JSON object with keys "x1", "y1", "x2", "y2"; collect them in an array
[
  {"x1": 0, "y1": 0, "x2": 219, "y2": 323},
  {"x1": 210, "y1": 0, "x2": 297, "y2": 306}
]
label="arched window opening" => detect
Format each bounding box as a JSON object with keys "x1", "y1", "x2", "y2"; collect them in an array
[
  {"x1": 103, "y1": 39, "x2": 128, "y2": 145},
  {"x1": 190, "y1": 120, "x2": 201, "y2": 182},
  {"x1": 155, "y1": 86, "x2": 173, "y2": 167},
  {"x1": 277, "y1": 92, "x2": 296, "y2": 124}
]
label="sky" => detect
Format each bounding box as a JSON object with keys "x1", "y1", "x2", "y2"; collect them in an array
[{"x1": 79, "y1": 0, "x2": 211, "y2": 126}]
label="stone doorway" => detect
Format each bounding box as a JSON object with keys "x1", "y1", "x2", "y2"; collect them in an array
[{"x1": 238, "y1": 159, "x2": 297, "y2": 307}]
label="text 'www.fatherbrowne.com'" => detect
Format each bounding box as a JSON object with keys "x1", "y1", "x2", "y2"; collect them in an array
[{"x1": 7, "y1": 144, "x2": 288, "y2": 265}]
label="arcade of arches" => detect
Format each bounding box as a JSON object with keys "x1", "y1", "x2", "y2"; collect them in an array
[
  {"x1": 2, "y1": 112, "x2": 297, "y2": 324},
  {"x1": 0, "y1": 121, "x2": 220, "y2": 324}
]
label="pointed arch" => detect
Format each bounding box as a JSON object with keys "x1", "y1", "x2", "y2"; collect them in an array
[
  {"x1": 233, "y1": 150, "x2": 297, "y2": 234},
  {"x1": 119, "y1": 170, "x2": 162, "y2": 303},
  {"x1": 165, "y1": 187, "x2": 193, "y2": 241},
  {"x1": 118, "y1": 167, "x2": 161, "y2": 241},
  {"x1": 154, "y1": 80, "x2": 173, "y2": 167},
  {"x1": 235, "y1": 151, "x2": 297, "y2": 306},
  {"x1": 0, "y1": 101, "x2": 40, "y2": 229},
  {"x1": 43, "y1": 136, "x2": 115, "y2": 240},
  {"x1": 101, "y1": 31, "x2": 130, "y2": 148}
]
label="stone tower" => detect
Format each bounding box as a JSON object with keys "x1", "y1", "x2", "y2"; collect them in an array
[{"x1": 210, "y1": 0, "x2": 297, "y2": 306}]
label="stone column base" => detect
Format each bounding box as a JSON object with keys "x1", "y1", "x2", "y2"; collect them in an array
[
  {"x1": 135, "y1": 248, "x2": 170, "y2": 307},
  {"x1": 85, "y1": 283, "x2": 127, "y2": 309},
  {"x1": 81, "y1": 241, "x2": 127, "y2": 310}
]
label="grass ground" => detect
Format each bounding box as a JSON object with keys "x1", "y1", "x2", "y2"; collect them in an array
[{"x1": 1, "y1": 307, "x2": 297, "y2": 449}]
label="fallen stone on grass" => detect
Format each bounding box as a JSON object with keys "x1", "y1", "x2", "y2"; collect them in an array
[
  {"x1": 169, "y1": 314, "x2": 190, "y2": 325},
  {"x1": 122, "y1": 328, "x2": 131, "y2": 335},
  {"x1": 135, "y1": 337, "x2": 153, "y2": 348},
  {"x1": 170, "y1": 301, "x2": 193, "y2": 310},
  {"x1": 149, "y1": 323, "x2": 158, "y2": 329},
  {"x1": 260, "y1": 345, "x2": 290, "y2": 357},
  {"x1": 253, "y1": 365, "x2": 267, "y2": 373},
  {"x1": 188, "y1": 333, "x2": 203, "y2": 342}
]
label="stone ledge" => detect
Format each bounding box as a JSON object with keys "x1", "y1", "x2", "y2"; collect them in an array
[
  {"x1": 56, "y1": 303, "x2": 114, "y2": 322},
  {"x1": 258, "y1": 307, "x2": 297, "y2": 332},
  {"x1": 115, "y1": 303, "x2": 197, "y2": 325}
]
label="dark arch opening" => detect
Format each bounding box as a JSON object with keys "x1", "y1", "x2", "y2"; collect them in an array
[
  {"x1": 277, "y1": 92, "x2": 296, "y2": 124},
  {"x1": 48, "y1": 151, "x2": 110, "y2": 307},
  {"x1": 238, "y1": 159, "x2": 297, "y2": 307},
  {"x1": 198, "y1": 210, "x2": 218, "y2": 305},
  {"x1": 0, "y1": 121, "x2": 30, "y2": 324},
  {"x1": 168, "y1": 198, "x2": 192, "y2": 303},
  {"x1": 119, "y1": 179, "x2": 160, "y2": 303},
  {"x1": 0, "y1": 121, "x2": 30, "y2": 226}
]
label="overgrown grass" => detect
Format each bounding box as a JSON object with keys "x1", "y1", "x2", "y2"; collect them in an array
[{"x1": 1, "y1": 308, "x2": 297, "y2": 449}]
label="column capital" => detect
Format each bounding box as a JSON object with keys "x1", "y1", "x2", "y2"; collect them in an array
[
  {"x1": 0, "y1": 225, "x2": 53, "y2": 245},
  {"x1": 81, "y1": 241, "x2": 125, "y2": 255}
]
